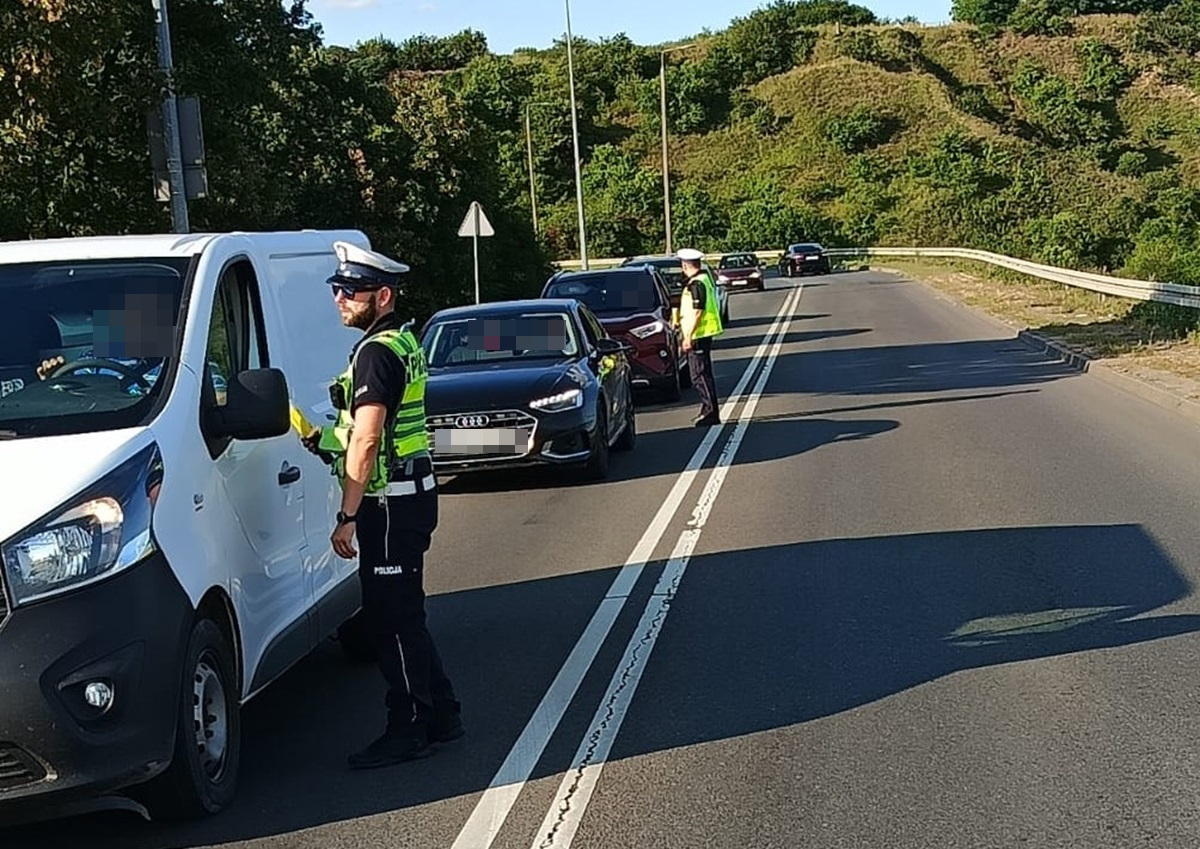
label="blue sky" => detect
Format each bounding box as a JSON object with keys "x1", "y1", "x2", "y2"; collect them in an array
[{"x1": 308, "y1": 0, "x2": 955, "y2": 54}]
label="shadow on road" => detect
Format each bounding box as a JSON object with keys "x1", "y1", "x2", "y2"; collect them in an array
[{"x1": 9, "y1": 524, "x2": 1196, "y2": 847}]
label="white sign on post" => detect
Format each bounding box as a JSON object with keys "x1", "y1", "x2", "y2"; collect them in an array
[{"x1": 457, "y1": 201, "x2": 495, "y2": 304}]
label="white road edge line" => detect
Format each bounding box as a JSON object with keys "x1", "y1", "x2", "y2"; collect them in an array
[
  {"x1": 449, "y1": 284, "x2": 804, "y2": 849},
  {"x1": 527, "y1": 282, "x2": 803, "y2": 849}
]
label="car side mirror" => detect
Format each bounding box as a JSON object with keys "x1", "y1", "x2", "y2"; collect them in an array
[
  {"x1": 594, "y1": 337, "x2": 633, "y2": 357},
  {"x1": 211, "y1": 368, "x2": 291, "y2": 441}
]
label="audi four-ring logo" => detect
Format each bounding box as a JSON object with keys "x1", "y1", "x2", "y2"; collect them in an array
[{"x1": 455, "y1": 415, "x2": 490, "y2": 428}]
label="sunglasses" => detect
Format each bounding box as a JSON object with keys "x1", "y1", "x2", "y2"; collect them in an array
[{"x1": 330, "y1": 283, "x2": 382, "y2": 299}]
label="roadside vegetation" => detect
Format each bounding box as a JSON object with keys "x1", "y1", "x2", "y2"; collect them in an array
[{"x1": 4, "y1": 0, "x2": 1200, "y2": 336}]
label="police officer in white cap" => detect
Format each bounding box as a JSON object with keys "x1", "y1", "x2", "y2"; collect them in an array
[
  {"x1": 677, "y1": 248, "x2": 725, "y2": 426},
  {"x1": 303, "y1": 241, "x2": 463, "y2": 768}
]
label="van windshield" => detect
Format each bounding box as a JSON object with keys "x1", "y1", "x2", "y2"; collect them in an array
[{"x1": 0, "y1": 258, "x2": 190, "y2": 438}]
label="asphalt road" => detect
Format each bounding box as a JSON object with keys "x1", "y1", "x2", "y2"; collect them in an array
[{"x1": 8, "y1": 269, "x2": 1200, "y2": 848}]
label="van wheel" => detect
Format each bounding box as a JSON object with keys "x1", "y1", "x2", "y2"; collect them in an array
[
  {"x1": 142, "y1": 618, "x2": 241, "y2": 820},
  {"x1": 338, "y1": 611, "x2": 377, "y2": 664}
]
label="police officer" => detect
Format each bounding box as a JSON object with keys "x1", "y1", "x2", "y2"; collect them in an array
[
  {"x1": 303, "y1": 241, "x2": 463, "y2": 769},
  {"x1": 677, "y1": 248, "x2": 724, "y2": 426}
]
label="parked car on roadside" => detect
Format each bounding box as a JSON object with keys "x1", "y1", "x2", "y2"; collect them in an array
[
  {"x1": 778, "y1": 243, "x2": 831, "y2": 277},
  {"x1": 717, "y1": 252, "x2": 767, "y2": 292},
  {"x1": 541, "y1": 265, "x2": 687, "y2": 401},
  {"x1": 419, "y1": 298, "x2": 636, "y2": 481}
]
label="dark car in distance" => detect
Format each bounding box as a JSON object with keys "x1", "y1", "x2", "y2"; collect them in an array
[
  {"x1": 778, "y1": 243, "x2": 831, "y2": 277},
  {"x1": 541, "y1": 266, "x2": 688, "y2": 401},
  {"x1": 418, "y1": 298, "x2": 636, "y2": 481},
  {"x1": 717, "y1": 252, "x2": 767, "y2": 292}
]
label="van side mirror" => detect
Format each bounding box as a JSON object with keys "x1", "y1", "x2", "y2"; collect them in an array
[{"x1": 212, "y1": 368, "x2": 291, "y2": 441}]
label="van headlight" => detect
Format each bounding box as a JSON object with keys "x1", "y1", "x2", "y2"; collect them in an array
[
  {"x1": 529, "y1": 388, "x2": 584, "y2": 413},
  {"x1": 2, "y1": 443, "x2": 161, "y2": 606}
]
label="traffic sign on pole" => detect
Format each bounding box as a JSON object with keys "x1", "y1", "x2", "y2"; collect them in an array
[{"x1": 458, "y1": 201, "x2": 495, "y2": 304}]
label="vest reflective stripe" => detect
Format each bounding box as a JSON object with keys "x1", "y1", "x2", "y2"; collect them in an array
[
  {"x1": 693, "y1": 272, "x2": 724, "y2": 339},
  {"x1": 318, "y1": 326, "x2": 430, "y2": 494}
]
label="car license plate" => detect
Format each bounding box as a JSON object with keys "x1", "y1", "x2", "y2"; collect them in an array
[{"x1": 433, "y1": 427, "x2": 531, "y2": 456}]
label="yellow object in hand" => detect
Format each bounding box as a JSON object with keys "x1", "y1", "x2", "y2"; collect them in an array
[{"x1": 290, "y1": 403, "x2": 316, "y2": 437}]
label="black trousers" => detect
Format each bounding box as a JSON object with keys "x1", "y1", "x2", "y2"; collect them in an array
[
  {"x1": 356, "y1": 459, "x2": 459, "y2": 734},
  {"x1": 688, "y1": 337, "x2": 719, "y2": 418}
]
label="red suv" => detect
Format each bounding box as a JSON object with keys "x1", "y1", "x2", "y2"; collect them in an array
[{"x1": 541, "y1": 266, "x2": 688, "y2": 401}]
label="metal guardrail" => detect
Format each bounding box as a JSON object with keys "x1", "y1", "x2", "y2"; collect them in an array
[{"x1": 555, "y1": 247, "x2": 1200, "y2": 310}]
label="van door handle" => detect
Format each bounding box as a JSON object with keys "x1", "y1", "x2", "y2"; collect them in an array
[{"x1": 278, "y1": 464, "x2": 302, "y2": 486}]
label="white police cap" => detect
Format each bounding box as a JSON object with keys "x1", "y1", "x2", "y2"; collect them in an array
[
  {"x1": 327, "y1": 240, "x2": 411, "y2": 289},
  {"x1": 677, "y1": 248, "x2": 704, "y2": 261}
]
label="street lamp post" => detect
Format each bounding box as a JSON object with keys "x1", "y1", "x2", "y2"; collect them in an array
[
  {"x1": 151, "y1": 0, "x2": 189, "y2": 234},
  {"x1": 524, "y1": 101, "x2": 556, "y2": 236},
  {"x1": 660, "y1": 43, "x2": 694, "y2": 255},
  {"x1": 564, "y1": 0, "x2": 589, "y2": 270}
]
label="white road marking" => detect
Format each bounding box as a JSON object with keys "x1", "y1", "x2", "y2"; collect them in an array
[
  {"x1": 528, "y1": 282, "x2": 802, "y2": 849},
  {"x1": 449, "y1": 284, "x2": 804, "y2": 849}
]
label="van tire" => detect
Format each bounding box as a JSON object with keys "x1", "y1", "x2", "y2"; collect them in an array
[
  {"x1": 142, "y1": 618, "x2": 241, "y2": 821},
  {"x1": 338, "y1": 611, "x2": 377, "y2": 664}
]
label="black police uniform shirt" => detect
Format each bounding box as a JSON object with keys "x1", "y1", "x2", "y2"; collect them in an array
[
  {"x1": 686, "y1": 273, "x2": 709, "y2": 312},
  {"x1": 350, "y1": 311, "x2": 410, "y2": 428}
]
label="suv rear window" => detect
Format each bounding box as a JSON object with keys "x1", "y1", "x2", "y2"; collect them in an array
[{"x1": 544, "y1": 271, "x2": 660, "y2": 315}]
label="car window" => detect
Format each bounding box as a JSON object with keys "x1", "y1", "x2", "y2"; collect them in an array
[
  {"x1": 423, "y1": 312, "x2": 579, "y2": 367},
  {"x1": 544, "y1": 271, "x2": 659, "y2": 314},
  {"x1": 579, "y1": 308, "x2": 606, "y2": 349}
]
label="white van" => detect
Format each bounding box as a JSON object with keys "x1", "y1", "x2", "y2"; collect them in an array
[{"x1": 0, "y1": 230, "x2": 378, "y2": 824}]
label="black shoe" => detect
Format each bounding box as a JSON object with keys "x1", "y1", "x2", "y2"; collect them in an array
[
  {"x1": 693, "y1": 413, "x2": 720, "y2": 427},
  {"x1": 429, "y1": 711, "x2": 465, "y2": 744},
  {"x1": 347, "y1": 731, "x2": 433, "y2": 770}
]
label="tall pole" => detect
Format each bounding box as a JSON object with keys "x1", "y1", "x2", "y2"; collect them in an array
[
  {"x1": 525, "y1": 106, "x2": 539, "y2": 236},
  {"x1": 660, "y1": 51, "x2": 672, "y2": 255},
  {"x1": 152, "y1": 0, "x2": 189, "y2": 234},
  {"x1": 564, "y1": 0, "x2": 589, "y2": 270}
]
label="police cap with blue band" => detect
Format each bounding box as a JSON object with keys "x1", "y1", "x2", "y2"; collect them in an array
[{"x1": 326, "y1": 241, "x2": 411, "y2": 290}]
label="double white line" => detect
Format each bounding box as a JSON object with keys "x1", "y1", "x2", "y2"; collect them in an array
[{"x1": 451, "y1": 284, "x2": 805, "y2": 849}]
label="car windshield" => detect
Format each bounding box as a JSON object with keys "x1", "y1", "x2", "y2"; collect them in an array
[
  {"x1": 0, "y1": 258, "x2": 190, "y2": 438},
  {"x1": 543, "y1": 271, "x2": 658, "y2": 315},
  {"x1": 720, "y1": 254, "x2": 758, "y2": 269},
  {"x1": 422, "y1": 312, "x2": 579, "y2": 368}
]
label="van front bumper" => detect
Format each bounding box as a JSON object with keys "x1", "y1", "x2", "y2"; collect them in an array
[{"x1": 0, "y1": 551, "x2": 192, "y2": 826}]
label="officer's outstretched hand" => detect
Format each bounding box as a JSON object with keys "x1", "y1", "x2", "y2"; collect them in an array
[{"x1": 301, "y1": 428, "x2": 334, "y2": 466}]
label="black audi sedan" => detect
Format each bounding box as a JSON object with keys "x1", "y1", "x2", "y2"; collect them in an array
[{"x1": 418, "y1": 298, "x2": 637, "y2": 480}]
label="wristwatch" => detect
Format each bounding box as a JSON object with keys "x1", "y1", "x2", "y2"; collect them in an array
[{"x1": 336, "y1": 511, "x2": 357, "y2": 526}]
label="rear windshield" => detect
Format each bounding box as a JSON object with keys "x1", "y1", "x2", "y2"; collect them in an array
[
  {"x1": 0, "y1": 257, "x2": 191, "y2": 438},
  {"x1": 544, "y1": 271, "x2": 659, "y2": 314},
  {"x1": 790, "y1": 244, "x2": 822, "y2": 253}
]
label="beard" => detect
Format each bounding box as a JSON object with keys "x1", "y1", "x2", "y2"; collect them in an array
[{"x1": 346, "y1": 295, "x2": 380, "y2": 330}]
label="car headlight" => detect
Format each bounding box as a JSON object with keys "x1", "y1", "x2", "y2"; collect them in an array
[
  {"x1": 749, "y1": 271, "x2": 761, "y2": 278},
  {"x1": 629, "y1": 320, "x2": 665, "y2": 339},
  {"x1": 718, "y1": 274, "x2": 729, "y2": 282},
  {"x1": 529, "y1": 388, "x2": 584, "y2": 413},
  {"x1": 2, "y1": 443, "x2": 161, "y2": 606}
]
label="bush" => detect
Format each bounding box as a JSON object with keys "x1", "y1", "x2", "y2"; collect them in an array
[
  {"x1": 1114, "y1": 151, "x2": 1149, "y2": 176},
  {"x1": 822, "y1": 105, "x2": 897, "y2": 153},
  {"x1": 1078, "y1": 38, "x2": 1133, "y2": 100},
  {"x1": 1008, "y1": 0, "x2": 1074, "y2": 36}
]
